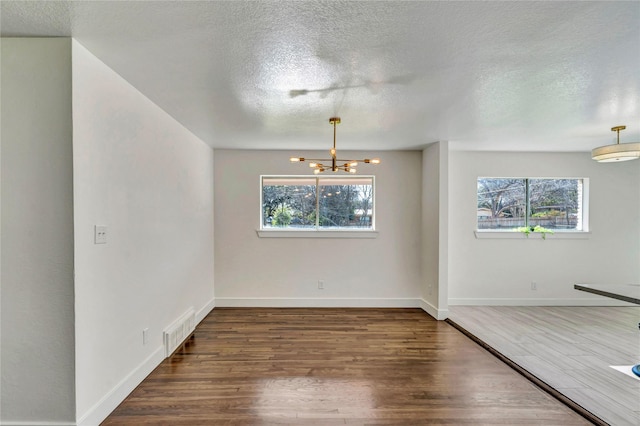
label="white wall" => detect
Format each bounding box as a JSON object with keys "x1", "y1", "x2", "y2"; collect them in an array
[
  {"x1": 1, "y1": 38, "x2": 76, "y2": 425},
  {"x1": 420, "y1": 142, "x2": 449, "y2": 319},
  {"x1": 448, "y1": 151, "x2": 640, "y2": 305},
  {"x1": 214, "y1": 149, "x2": 422, "y2": 307},
  {"x1": 72, "y1": 40, "x2": 215, "y2": 424}
]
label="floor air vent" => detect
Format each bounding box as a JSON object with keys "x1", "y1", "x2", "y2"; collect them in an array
[{"x1": 163, "y1": 308, "x2": 195, "y2": 358}]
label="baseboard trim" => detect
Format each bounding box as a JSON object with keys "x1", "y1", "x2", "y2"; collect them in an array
[
  {"x1": 0, "y1": 422, "x2": 76, "y2": 426},
  {"x1": 419, "y1": 299, "x2": 449, "y2": 320},
  {"x1": 76, "y1": 346, "x2": 164, "y2": 426},
  {"x1": 196, "y1": 297, "x2": 216, "y2": 324},
  {"x1": 448, "y1": 298, "x2": 634, "y2": 306},
  {"x1": 214, "y1": 297, "x2": 420, "y2": 308},
  {"x1": 74, "y1": 296, "x2": 214, "y2": 425}
]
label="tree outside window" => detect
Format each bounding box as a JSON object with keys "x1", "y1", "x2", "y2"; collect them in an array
[
  {"x1": 262, "y1": 176, "x2": 374, "y2": 230},
  {"x1": 477, "y1": 178, "x2": 584, "y2": 231}
]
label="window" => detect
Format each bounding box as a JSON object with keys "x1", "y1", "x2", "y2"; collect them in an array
[
  {"x1": 261, "y1": 176, "x2": 374, "y2": 230},
  {"x1": 477, "y1": 178, "x2": 587, "y2": 231}
]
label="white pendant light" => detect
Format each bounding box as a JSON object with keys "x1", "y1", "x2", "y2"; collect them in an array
[{"x1": 592, "y1": 125, "x2": 640, "y2": 162}]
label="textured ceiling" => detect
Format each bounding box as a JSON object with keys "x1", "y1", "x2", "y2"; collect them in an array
[{"x1": 1, "y1": 1, "x2": 639, "y2": 152}]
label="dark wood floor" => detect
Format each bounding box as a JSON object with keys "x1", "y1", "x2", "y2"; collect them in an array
[
  {"x1": 103, "y1": 308, "x2": 590, "y2": 425},
  {"x1": 449, "y1": 306, "x2": 640, "y2": 426}
]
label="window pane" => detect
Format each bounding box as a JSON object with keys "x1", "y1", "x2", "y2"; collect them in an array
[
  {"x1": 477, "y1": 178, "x2": 526, "y2": 229},
  {"x1": 261, "y1": 176, "x2": 375, "y2": 231},
  {"x1": 262, "y1": 178, "x2": 316, "y2": 228},
  {"x1": 528, "y1": 179, "x2": 582, "y2": 231},
  {"x1": 318, "y1": 177, "x2": 373, "y2": 229}
]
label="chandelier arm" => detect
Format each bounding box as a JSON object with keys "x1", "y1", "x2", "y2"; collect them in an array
[{"x1": 290, "y1": 117, "x2": 381, "y2": 172}]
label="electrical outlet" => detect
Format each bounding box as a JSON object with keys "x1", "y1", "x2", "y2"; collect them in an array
[
  {"x1": 94, "y1": 225, "x2": 107, "y2": 244},
  {"x1": 143, "y1": 328, "x2": 149, "y2": 345},
  {"x1": 318, "y1": 280, "x2": 324, "y2": 290},
  {"x1": 531, "y1": 281, "x2": 537, "y2": 291}
]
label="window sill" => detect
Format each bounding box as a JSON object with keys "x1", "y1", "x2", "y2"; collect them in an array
[
  {"x1": 257, "y1": 229, "x2": 379, "y2": 239},
  {"x1": 474, "y1": 230, "x2": 591, "y2": 240}
]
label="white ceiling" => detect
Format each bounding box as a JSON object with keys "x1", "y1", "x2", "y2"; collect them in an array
[{"x1": 1, "y1": 1, "x2": 639, "y2": 152}]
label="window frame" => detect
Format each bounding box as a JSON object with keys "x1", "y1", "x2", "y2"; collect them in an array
[
  {"x1": 258, "y1": 175, "x2": 378, "y2": 238},
  {"x1": 475, "y1": 176, "x2": 590, "y2": 239}
]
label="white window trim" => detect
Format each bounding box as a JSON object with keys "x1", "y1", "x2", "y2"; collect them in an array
[
  {"x1": 260, "y1": 175, "x2": 376, "y2": 237},
  {"x1": 257, "y1": 229, "x2": 378, "y2": 238},
  {"x1": 476, "y1": 177, "x2": 590, "y2": 235},
  {"x1": 474, "y1": 230, "x2": 591, "y2": 239}
]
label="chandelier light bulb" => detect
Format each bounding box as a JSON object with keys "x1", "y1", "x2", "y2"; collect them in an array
[{"x1": 288, "y1": 117, "x2": 381, "y2": 174}]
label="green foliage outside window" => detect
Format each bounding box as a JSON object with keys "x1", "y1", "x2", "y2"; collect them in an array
[
  {"x1": 272, "y1": 207, "x2": 292, "y2": 227},
  {"x1": 477, "y1": 177, "x2": 584, "y2": 232},
  {"x1": 262, "y1": 177, "x2": 374, "y2": 230}
]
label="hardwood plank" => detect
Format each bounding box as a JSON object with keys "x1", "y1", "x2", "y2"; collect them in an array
[
  {"x1": 558, "y1": 387, "x2": 640, "y2": 426},
  {"x1": 450, "y1": 306, "x2": 640, "y2": 426},
  {"x1": 103, "y1": 308, "x2": 589, "y2": 425}
]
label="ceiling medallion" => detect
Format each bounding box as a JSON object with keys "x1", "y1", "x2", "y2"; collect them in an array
[
  {"x1": 289, "y1": 117, "x2": 380, "y2": 174},
  {"x1": 592, "y1": 125, "x2": 640, "y2": 162}
]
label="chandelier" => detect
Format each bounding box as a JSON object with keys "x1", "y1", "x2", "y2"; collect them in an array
[
  {"x1": 592, "y1": 125, "x2": 640, "y2": 162},
  {"x1": 289, "y1": 117, "x2": 380, "y2": 174}
]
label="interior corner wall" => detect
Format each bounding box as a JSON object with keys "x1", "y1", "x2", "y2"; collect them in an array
[
  {"x1": 420, "y1": 143, "x2": 440, "y2": 314},
  {"x1": 71, "y1": 40, "x2": 215, "y2": 424},
  {"x1": 1, "y1": 38, "x2": 76, "y2": 424},
  {"x1": 437, "y1": 142, "x2": 449, "y2": 316},
  {"x1": 213, "y1": 149, "x2": 422, "y2": 307},
  {"x1": 420, "y1": 142, "x2": 449, "y2": 319},
  {"x1": 448, "y1": 151, "x2": 640, "y2": 305}
]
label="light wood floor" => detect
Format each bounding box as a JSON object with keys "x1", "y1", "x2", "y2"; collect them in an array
[
  {"x1": 103, "y1": 308, "x2": 589, "y2": 425},
  {"x1": 449, "y1": 306, "x2": 640, "y2": 426}
]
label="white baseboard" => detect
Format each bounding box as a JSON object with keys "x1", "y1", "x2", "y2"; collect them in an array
[
  {"x1": 215, "y1": 297, "x2": 420, "y2": 308},
  {"x1": 76, "y1": 346, "x2": 164, "y2": 426},
  {"x1": 196, "y1": 297, "x2": 216, "y2": 324},
  {"x1": 0, "y1": 422, "x2": 76, "y2": 426},
  {"x1": 448, "y1": 298, "x2": 634, "y2": 306},
  {"x1": 419, "y1": 299, "x2": 449, "y2": 320},
  {"x1": 75, "y1": 296, "x2": 215, "y2": 426}
]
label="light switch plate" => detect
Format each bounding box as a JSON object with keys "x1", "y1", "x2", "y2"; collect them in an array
[{"x1": 94, "y1": 225, "x2": 107, "y2": 244}]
